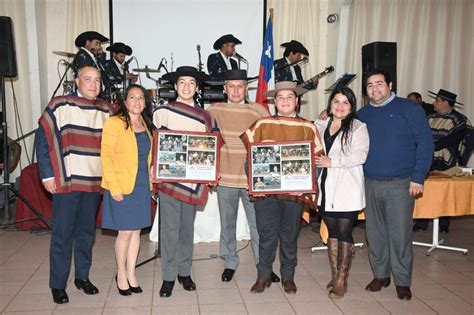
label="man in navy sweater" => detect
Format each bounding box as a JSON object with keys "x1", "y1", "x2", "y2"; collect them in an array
[{"x1": 357, "y1": 69, "x2": 434, "y2": 300}]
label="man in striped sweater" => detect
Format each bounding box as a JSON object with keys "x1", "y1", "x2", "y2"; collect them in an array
[
  {"x1": 36, "y1": 66, "x2": 112, "y2": 304},
  {"x1": 207, "y1": 70, "x2": 274, "y2": 283},
  {"x1": 153, "y1": 66, "x2": 218, "y2": 298}
]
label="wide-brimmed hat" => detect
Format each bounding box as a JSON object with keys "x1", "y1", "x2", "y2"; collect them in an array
[
  {"x1": 428, "y1": 89, "x2": 464, "y2": 105},
  {"x1": 106, "y1": 42, "x2": 132, "y2": 55},
  {"x1": 223, "y1": 69, "x2": 257, "y2": 81},
  {"x1": 213, "y1": 34, "x2": 242, "y2": 50},
  {"x1": 264, "y1": 81, "x2": 307, "y2": 97},
  {"x1": 161, "y1": 66, "x2": 209, "y2": 83},
  {"x1": 75, "y1": 31, "x2": 109, "y2": 47},
  {"x1": 281, "y1": 40, "x2": 309, "y2": 56}
]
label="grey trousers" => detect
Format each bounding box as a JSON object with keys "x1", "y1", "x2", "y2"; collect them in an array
[
  {"x1": 217, "y1": 186, "x2": 259, "y2": 269},
  {"x1": 159, "y1": 192, "x2": 197, "y2": 281},
  {"x1": 365, "y1": 178, "x2": 414, "y2": 286},
  {"x1": 254, "y1": 196, "x2": 304, "y2": 280}
]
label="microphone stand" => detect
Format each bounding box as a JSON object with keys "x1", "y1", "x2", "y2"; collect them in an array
[{"x1": 51, "y1": 61, "x2": 71, "y2": 101}]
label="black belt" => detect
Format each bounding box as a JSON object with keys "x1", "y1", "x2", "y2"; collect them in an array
[{"x1": 367, "y1": 176, "x2": 409, "y2": 182}]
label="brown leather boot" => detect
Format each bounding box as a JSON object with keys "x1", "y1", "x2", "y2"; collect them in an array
[
  {"x1": 326, "y1": 238, "x2": 338, "y2": 292},
  {"x1": 250, "y1": 278, "x2": 271, "y2": 293},
  {"x1": 329, "y1": 241, "x2": 354, "y2": 299}
]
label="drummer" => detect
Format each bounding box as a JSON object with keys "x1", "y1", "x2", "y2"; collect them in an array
[{"x1": 104, "y1": 42, "x2": 138, "y2": 92}]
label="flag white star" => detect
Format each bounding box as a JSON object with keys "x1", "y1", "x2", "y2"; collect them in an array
[{"x1": 265, "y1": 44, "x2": 272, "y2": 58}]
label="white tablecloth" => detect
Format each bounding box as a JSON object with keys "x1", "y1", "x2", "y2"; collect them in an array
[{"x1": 150, "y1": 191, "x2": 251, "y2": 243}]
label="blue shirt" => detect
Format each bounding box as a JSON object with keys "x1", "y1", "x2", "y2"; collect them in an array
[{"x1": 357, "y1": 96, "x2": 434, "y2": 184}]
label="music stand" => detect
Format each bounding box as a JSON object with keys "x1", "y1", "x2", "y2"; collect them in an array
[
  {"x1": 324, "y1": 73, "x2": 356, "y2": 92},
  {"x1": 0, "y1": 76, "x2": 51, "y2": 228}
]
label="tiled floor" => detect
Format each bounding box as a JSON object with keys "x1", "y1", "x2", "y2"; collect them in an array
[{"x1": 0, "y1": 217, "x2": 473, "y2": 314}]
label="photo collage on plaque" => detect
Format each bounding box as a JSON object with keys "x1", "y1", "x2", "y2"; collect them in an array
[
  {"x1": 157, "y1": 132, "x2": 218, "y2": 182},
  {"x1": 251, "y1": 143, "x2": 313, "y2": 192}
]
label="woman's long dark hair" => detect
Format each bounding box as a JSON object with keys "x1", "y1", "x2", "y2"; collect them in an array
[
  {"x1": 325, "y1": 87, "x2": 357, "y2": 152},
  {"x1": 113, "y1": 84, "x2": 154, "y2": 132}
]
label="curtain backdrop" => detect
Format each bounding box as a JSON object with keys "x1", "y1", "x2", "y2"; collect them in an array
[
  {"x1": 268, "y1": 0, "x2": 329, "y2": 120},
  {"x1": 65, "y1": 0, "x2": 109, "y2": 53},
  {"x1": 345, "y1": 0, "x2": 474, "y2": 124}
]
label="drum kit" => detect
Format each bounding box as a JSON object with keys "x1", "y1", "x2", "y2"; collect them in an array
[{"x1": 51, "y1": 51, "x2": 225, "y2": 107}]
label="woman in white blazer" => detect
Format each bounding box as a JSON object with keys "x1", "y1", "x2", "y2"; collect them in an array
[{"x1": 314, "y1": 87, "x2": 369, "y2": 299}]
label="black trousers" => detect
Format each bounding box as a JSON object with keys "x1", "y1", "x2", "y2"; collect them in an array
[
  {"x1": 49, "y1": 191, "x2": 100, "y2": 289},
  {"x1": 254, "y1": 197, "x2": 304, "y2": 280}
]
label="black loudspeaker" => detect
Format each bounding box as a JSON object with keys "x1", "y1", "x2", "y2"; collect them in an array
[
  {"x1": 0, "y1": 16, "x2": 18, "y2": 77},
  {"x1": 362, "y1": 41, "x2": 396, "y2": 93}
]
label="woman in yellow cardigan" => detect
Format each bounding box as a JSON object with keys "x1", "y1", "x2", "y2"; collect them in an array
[{"x1": 101, "y1": 84, "x2": 154, "y2": 296}]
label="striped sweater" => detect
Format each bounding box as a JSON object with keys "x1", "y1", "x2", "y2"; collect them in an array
[
  {"x1": 153, "y1": 101, "x2": 219, "y2": 206},
  {"x1": 208, "y1": 102, "x2": 269, "y2": 188},
  {"x1": 241, "y1": 115, "x2": 324, "y2": 204},
  {"x1": 38, "y1": 95, "x2": 112, "y2": 193}
]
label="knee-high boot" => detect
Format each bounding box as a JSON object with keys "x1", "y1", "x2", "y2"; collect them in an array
[
  {"x1": 326, "y1": 238, "x2": 338, "y2": 292},
  {"x1": 329, "y1": 241, "x2": 354, "y2": 299}
]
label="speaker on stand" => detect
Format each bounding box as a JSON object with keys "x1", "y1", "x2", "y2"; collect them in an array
[
  {"x1": 362, "y1": 41, "x2": 397, "y2": 95},
  {"x1": 0, "y1": 16, "x2": 51, "y2": 228}
]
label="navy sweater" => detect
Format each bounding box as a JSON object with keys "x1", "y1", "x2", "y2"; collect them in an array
[{"x1": 357, "y1": 96, "x2": 434, "y2": 184}]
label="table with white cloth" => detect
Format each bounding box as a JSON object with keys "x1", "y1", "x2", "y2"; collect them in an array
[{"x1": 150, "y1": 191, "x2": 251, "y2": 243}]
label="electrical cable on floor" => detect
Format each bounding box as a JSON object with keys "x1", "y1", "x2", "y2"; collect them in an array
[{"x1": 192, "y1": 240, "x2": 251, "y2": 262}]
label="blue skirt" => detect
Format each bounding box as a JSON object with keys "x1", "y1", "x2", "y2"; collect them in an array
[{"x1": 102, "y1": 131, "x2": 152, "y2": 230}]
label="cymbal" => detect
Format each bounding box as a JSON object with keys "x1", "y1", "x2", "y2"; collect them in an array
[
  {"x1": 132, "y1": 66, "x2": 160, "y2": 73},
  {"x1": 52, "y1": 51, "x2": 76, "y2": 58}
]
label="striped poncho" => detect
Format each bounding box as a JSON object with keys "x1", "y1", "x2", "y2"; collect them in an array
[
  {"x1": 428, "y1": 109, "x2": 468, "y2": 170},
  {"x1": 153, "y1": 101, "x2": 219, "y2": 206},
  {"x1": 241, "y1": 115, "x2": 324, "y2": 205},
  {"x1": 39, "y1": 95, "x2": 112, "y2": 193}
]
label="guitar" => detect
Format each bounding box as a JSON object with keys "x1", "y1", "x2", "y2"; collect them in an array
[{"x1": 299, "y1": 65, "x2": 334, "y2": 90}]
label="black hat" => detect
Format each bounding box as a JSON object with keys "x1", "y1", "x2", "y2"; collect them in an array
[
  {"x1": 106, "y1": 42, "x2": 132, "y2": 55},
  {"x1": 213, "y1": 34, "x2": 242, "y2": 50},
  {"x1": 161, "y1": 66, "x2": 209, "y2": 83},
  {"x1": 428, "y1": 89, "x2": 464, "y2": 105},
  {"x1": 223, "y1": 69, "x2": 257, "y2": 81},
  {"x1": 281, "y1": 40, "x2": 309, "y2": 56},
  {"x1": 75, "y1": 31, "x2": 109, "y2": 47}
]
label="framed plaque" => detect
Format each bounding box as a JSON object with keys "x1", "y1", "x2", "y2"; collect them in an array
[
  {"x1": 153, "y1": 130, "x2": 221, "y2": 184},
  {"x1": 248, "y1": 140, "x2": 316, "y2": 195}
]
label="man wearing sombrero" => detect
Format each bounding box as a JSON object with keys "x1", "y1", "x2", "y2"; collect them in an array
[
  {"x1": 207, "y1": 34, "x2": 242, "y2": 79},
  {"x1": 153, "y1": 66, "x2": 219, "y2": 298},
  {"x1": 72, "y1": 31, "x2": 109, "y2": 77},
  {"x1": 274, "y1": 40, "x2": 318, "y2": 90},
  {"x1": 104, "y1": 42, "x2": 137, "y2": 89},
  {"x1": 241, "y1": 81, "x2": 324, "y2": 295},
  {"x1": 413, "y1": 89, "x2": 469, "y2": 233}
]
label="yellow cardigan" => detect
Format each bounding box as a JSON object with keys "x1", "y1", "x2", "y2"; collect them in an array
[{"x1": 101, "y1": 115, "x2": 153, "y2": 196}]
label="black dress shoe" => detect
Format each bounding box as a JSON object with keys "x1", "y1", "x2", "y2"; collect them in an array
[
  {"x1": 51, "y1": 288, "x2": 69, "y2": 304},
  {"x1": 128, "y1": 280, "x2": 143, "y2": 294},
  {"x1": 115, "y1": 275, "x2": 131, "y2": 296},
  {"x1": 159, "y1": 280, "x2": 175, "y2": 298},
  {"x1": 221, "y1": 269, "x2": 235, "y2": 282},
  {"x1": 177, "y1": 275, "x2": 196, "y2": 291},
  {"x1": 396, "y1": 285, "x2": 412, "y2": 300},
  {"x1": 74, "y1": 278, "x2": 99, "y2": 295},
  {"x1": 440, "y1": 226, "x2": 449, "y2": 233},
  {"x1": 270, "y1": 271, "x2": 280, "y2": 283},
  {"x1": 413, "y1": 225, "x2": 427, "y2": 232}
]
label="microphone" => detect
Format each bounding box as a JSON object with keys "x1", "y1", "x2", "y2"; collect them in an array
[
  {"x1": 233, "y1": 52, "x2": 248, "y2": 63},
  {"x1": 197, "y1": 44, "x2": 201, "y2": 52},
  {"x1": 157, "y1": 58, "x2": 166, "y2": 71},
  {"x1": 124, "y1": 57, "x2": 134, "y2": 66}
]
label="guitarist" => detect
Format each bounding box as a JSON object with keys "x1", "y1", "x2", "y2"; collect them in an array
[{"x1": 274, "y1": 40, "x2": 319, "y2": 91}]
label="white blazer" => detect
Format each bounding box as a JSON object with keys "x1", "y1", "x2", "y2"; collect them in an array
[{"x1": 315, "y1": 118, "x2": 370, "y2": 212}]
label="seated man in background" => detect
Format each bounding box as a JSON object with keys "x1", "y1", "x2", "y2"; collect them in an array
[{"x1": 413, "y1": 89, "x2": 468, "y2": 233}]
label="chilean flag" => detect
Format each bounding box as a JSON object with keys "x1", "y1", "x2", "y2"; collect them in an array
[{"x1": 255, "y1": 15, "x2": 274, "y2": 112}]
